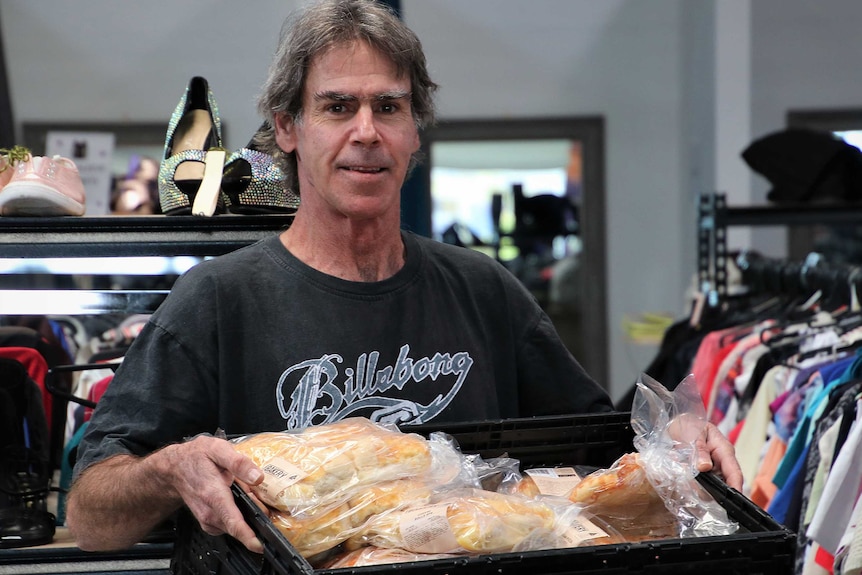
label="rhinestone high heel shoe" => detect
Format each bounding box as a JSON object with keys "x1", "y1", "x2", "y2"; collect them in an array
[
  {"x1": 221, "y1": 123, "x2": 299, "y2": 214},
  {"x1": 157, "y1": 76, "x2": 226, "y2": 216}
]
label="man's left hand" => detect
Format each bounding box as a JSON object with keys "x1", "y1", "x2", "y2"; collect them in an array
[{"x1": 694, "y1": 422, "x2": 743, "y2": 491}]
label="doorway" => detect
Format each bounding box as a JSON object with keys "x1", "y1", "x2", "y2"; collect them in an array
[{"x1": 420, "y1": 117, "x2": 608, "y2": 388}]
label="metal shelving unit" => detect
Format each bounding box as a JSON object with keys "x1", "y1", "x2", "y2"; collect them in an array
[
  {"x1": 697, "y1": 192, "x2": 862, "y2": 303},
  {"x1": 0, "y1": 214, "x2": 294, "y2": 258},
  {"x1": 0, "y1": 214, "x2": 294, "y2": 314}
]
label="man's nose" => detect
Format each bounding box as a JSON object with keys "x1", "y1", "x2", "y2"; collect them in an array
[{"x1": 352, "y1": 106, "x2": 380, "y2": 144}]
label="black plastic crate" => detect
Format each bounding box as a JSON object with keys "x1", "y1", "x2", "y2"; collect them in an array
[{"x1": 170, "y1": 412, "x2": 795, "y2": 575}]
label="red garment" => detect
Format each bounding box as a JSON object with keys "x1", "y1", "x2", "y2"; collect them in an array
[
  {"x1": 0, "y1": 347, "x2": 50, "y2": 432},
  {"x1": 84, "y1": 374, "x2": 114, "y2": 422},
  {"x1": 814, "y1": 544, "x2": 834, "y2": 573},
  {"x1": 702, "y1": 340, "x2": 736, "y2": 410},
  {"x1": 728, "y1": 419, "x2": 745, "y2": 444},
  {"x1": 691, "y1": 328, "x2": 733, "y2": 407}
]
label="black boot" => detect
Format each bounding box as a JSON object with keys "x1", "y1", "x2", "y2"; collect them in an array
[{"x1": 0, "y1": 357, "x2": 55, "y2": 548}]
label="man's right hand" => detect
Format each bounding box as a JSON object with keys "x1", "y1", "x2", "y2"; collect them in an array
[
  {"x1": 67, "y1": 435, "x2": 265, "y2": 553},
  {"x1": 163, "y1": 435, "x2": 265, "y2": 551}
]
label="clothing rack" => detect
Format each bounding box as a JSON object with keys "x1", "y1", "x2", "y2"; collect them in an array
[{"x1": 697, "y1": 192, "x2": 862, "y2": 304}]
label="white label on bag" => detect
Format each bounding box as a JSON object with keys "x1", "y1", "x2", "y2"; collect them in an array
[
  {"x1": 399, "y1": 503, "x2": 460, "y2": 554},
  {"x1": 257, "y1": 456, "x2": 308, "y2": 498},
  {"x1": 560, "y1": 516, "x2": 610, "y2": 547},
  {"x1": 525, "y1": 467, "x2": 581, "y2": 496}
]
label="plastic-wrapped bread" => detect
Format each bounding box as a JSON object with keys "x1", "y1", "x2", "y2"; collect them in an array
[
  {"x1": 268, "y1": 478, "x2": 436, "y2": 558},
  {"x1": 346, "y1": 478, "x2": 436, "y2": 527},
  {"x1": 345, "y1": 488, "x2": 560, "y2": 555},
  {"x1": 269, "y1": 502, "x2": 355, "y2": 558},
  {"x1": 567, "y1": 453, "x2": 661, "y2": 508},
  {"x1": 232, "y1": 418, "x2": 433, "y2": 514},
  {"x1": 565, "y1": 452, "x2": 679, "y2": 541}
]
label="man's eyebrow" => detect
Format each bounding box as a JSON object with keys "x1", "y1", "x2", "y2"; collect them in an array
[
  {"x1": 313, "y1": 90, "x2": 411, "y2": 102},
  {"x1": 314, "y1": 91, "x2": 356, "y2": 102},
  {"x1": 375, "y1": 90, "x2": 412, "y2": 101}
]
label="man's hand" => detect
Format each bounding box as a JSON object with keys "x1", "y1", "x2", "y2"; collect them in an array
[
  {"x1": 67, "y1": 436, "x2": 265, "y2": 554},
  {"x1": 694, "y1": 422, "x2": 743, "y2": 491},
  {"x1": 160, "y1": 435, "x2": 265, "y2": 553}
]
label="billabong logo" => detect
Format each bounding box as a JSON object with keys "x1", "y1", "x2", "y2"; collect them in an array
[{"x1": 276, "y1": 343, "x2": 473, "y2": 428}]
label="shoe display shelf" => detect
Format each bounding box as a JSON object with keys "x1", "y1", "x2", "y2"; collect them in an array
[{"x1": 0, "y1": 213, "x2": 294, "y2": 315}]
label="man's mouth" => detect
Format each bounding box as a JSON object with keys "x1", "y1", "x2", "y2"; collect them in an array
[{"x1": 343, "y1": 166, "x2": 385, "y2": 174}]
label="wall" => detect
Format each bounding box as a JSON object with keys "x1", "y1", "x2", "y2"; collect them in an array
[{"x1": 3, "y1": 0, "x2": 859, "y2": 403}]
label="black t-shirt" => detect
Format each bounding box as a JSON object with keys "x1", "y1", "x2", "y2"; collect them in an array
[{"x1": 75, "y1": 232, "x2": 612, "y2": 476}]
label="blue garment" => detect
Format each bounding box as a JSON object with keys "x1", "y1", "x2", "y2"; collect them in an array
[
  {"x1": 768, "y1": 441, "x2": 809, "y2": 525},
  {"x1": 48, "y1": 318, "x2": 74, "y2": 358}
]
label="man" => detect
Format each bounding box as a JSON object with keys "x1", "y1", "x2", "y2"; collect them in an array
[{"x1": 67, "y1": 0, "x2": 741, "y2": 554}]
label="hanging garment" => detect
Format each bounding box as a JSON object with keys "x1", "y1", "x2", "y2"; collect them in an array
[
  {"x1": 0, "y1": 357, "x2": 50, "y2": 505},
  {"x1": 0, "y1": 324, "x2": 73, "y2": 470},
  {"x1": 0, "y1": 348, "x2": 50, "y2": 434},
  {"x1": 749, "y1": 436, "x2": 786, "y2": 508},
  {"x1": 720, "y1": 341, "x2": 772, "y2": 434},
  {"x1": 794, "y1": 382, "x2": 862, "y2": 572},
  {"x1": 706, "y1": 324, "x2": 772, "y2": 424},
  {"x1": 833, "y1": 494, "x2": 862, "y2": 574},
  {"x1": 773, "y1": 355, "x2": 862, "y2": 490},
  {"x1": 807, "y1": 397, "x2": 862, "y2": 557},
  {"x1": 734, "y1": 363, "x2": 792, "y2": 493}
]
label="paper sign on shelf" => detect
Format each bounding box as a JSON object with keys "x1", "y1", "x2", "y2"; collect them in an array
[{"x1": 46, "y1": 131, "x2": 115, "y2": 215}]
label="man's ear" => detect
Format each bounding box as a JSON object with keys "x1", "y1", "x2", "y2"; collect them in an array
[
  {"x1": 410, "y1": 128, "x2": 421, "y2": 155},
  {"x1": 273, "y1": 112, "x2": 297, "y2": 153}
]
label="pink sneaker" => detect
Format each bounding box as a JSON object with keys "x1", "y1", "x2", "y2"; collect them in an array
[{"x1": 0, "y1": 155, "x2": 86, "y2": 216}]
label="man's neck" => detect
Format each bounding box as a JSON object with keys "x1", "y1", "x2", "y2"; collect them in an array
[{"x1": 279, "y1": 212, "x2": 405, "y2": 282}]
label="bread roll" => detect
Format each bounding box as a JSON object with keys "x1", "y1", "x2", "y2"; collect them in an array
[
  {"x1": 567, "y1": 453, "x2": 660, "y2": 508},
  {"x1": 269, "y1": 502, "x2": 354, "y2": 558},
  {"x1": 566, "y1": 453, "x2": 679, "y2": 541},
  {"x1": 232, "y1": 418, "x2": 432, "y2": 514},
  {"x1": 346, "y1": 478, "x2": 435, "y2": 527},
  {"x1": 346, "y1": 488, "x2": 557, "y2": 555}
]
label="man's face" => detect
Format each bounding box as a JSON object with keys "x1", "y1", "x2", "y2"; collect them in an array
[{"x1": 275, "y1": 41, "x2": 420, "y2": 221}]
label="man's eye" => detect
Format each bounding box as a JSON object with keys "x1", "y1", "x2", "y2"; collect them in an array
[
  {"x1": 379, "y1": 103, "x2": 397, "y2": 114},
  {"x1": 327, "y1": 103, "x2": 347, "y2": 113}
]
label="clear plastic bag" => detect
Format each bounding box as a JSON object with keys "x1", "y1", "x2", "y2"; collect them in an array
[
  {"x1": 566, "y1": 452, "x2": 682, "y2": 541},
  {"x1": 345, "y1": 487, "x2": 620, "y2": 555},
  {"x1": 629, "y1": 373, "x2": 738, "y2": 538},
  {"x1": 559, "y1": 374, "x2": 738, "y2": 541},
  {"x1": 232, "y1": 418, "x2": 462, "y2": 515},
  {"x1": 231, "y1": 418, "x2": 473, "y2": 557},
  {"x1": 267, "y1": 477, "x2": 437, "y2": 557},
  {"x1": 345, "y1": 487, "x2": 557, "y2": 554}
]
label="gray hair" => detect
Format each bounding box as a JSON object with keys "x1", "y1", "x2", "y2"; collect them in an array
[{"x1": 255, "y1": 0, "x2": 439, "y2": 196}]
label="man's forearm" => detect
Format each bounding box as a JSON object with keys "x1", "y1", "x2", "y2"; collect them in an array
[{"x1": 66, "y1": 450, "x2": 183, "y2": 551}]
